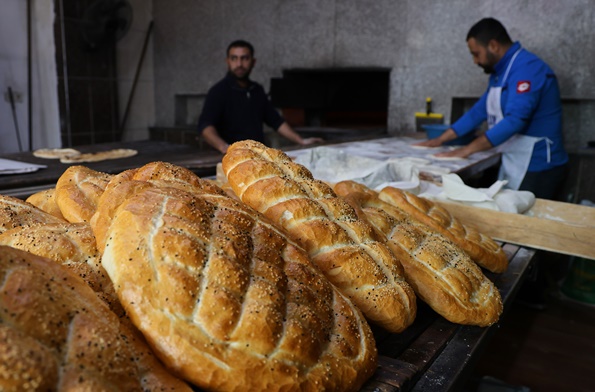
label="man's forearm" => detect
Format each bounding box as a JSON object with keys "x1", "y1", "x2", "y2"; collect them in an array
[
  {"x1": 277, "y1": 122, "x2": 324, "y2": 146},
  {"x1": 277, "y1": 122, "x2": 304, "y2": 144},
  {"x1": 202, "y1": 126, "x2": 229, "y2": 153},
  {"x1": 454, "y1": 134, "x2": 494, "y2": 157}
]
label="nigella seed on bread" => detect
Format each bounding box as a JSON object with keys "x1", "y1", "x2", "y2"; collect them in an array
[
  {"x1": 378, "y1": 186, "x2": 508, "y2": 273},
  {"x1": 334, "y1": 181, "x2": 503, "y2": 327},
  {"x1": 90, "y1": 161, "x2": 378, "y2": 391},
  {"x1": 0, "y1": 245, "x2": 192, "y2": 391},
  {"x1": 222, "y1": 140, "x2": 417, "y2": 333}
]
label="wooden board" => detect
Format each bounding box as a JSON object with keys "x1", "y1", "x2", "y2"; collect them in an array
[
  {"x1": 435, "y1": 199, "x2": 595, "y2": 260},
  {"x1": 528, "y1": 198, "x2": 595, "y2": 227}
]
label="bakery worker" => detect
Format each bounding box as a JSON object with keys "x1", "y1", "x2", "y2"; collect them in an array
[
  {"x1": 417, "y1": 18, "x2": 568, "y2": 200},
  {"x1": 198, "y1": 40, "x2": 323, "y2": 154}
]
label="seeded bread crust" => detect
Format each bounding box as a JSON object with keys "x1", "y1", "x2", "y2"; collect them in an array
[
  {"x1": 379, "y1": 187, "x2": 508, "y2": 273},
  {"x1": 222, "y1": 140, "x2": 417, "y2": 333},
  {"x1": 55, "y1": 166, "x2": 113, "y2": 223},
  {"x1": 334, "y1": 181, "x2": 503, "y2": 327},
  {"x1": 0, "y1": 245, "x2": 192, "y2": 391},
  {"x1": 91, "y1": 161, "x2": 378, "y2": 391}
]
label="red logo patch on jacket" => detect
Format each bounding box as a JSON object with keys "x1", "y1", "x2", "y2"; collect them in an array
[{"x1": 517, "y1": 81, "x2": 531, "y2": 93}]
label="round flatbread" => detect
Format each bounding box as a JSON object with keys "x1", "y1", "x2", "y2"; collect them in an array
[
  {"x1": 409, "y1": 145, "x2": 437, "y2": 150},
  {"x1": 33, "y1": 148, "x2": 81, "y2": 159},
  {"x1": 429, "y1": 154, "x2": 466, "y2": 161},
  {"x1": 59, "y1": 149, "x2": 138, "y2": 163}
]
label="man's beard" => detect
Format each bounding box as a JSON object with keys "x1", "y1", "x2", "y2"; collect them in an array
[
  {"x1": 231, "y1": 67, "x2": 251, "y2": 80},
  {"x1": 479, "y1": 50, "x2": 498, "y2": 74}
]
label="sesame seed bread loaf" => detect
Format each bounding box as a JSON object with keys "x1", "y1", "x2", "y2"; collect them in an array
[
  {"x1": 26, "y1": 188, "x2": 65, "y2": 220},
  {"x1": 91, "y1": 162, "x2": 378, "y2": 391},
  {"x1": 55, "y1": 165, "x2": 113, "y2": 223},
  {"x1": 378, "y1": 187, "x2": 508, "y2": 273},
  {"x1": 222, "y1": 140, "x2": 417, "y2": 333},
  {"x1": 0, "y1": 245, "x2": 192, "y2": 391},
  {"x1": 334, "y1": 181, "x2": 502, "y2": 327},
  {"x1": 0, "y1": 222, "x2": 124, "y2": 318},
  {"x1": 0, "y1": 195, "x2": 66, "y2": 234}
]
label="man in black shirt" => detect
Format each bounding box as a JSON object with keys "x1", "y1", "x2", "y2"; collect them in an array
[{"x1": 198, "y1": 40, "x2": 323, "y2": 153}]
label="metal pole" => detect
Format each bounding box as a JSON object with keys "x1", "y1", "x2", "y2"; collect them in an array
[
  {"x1": 8, "y1": 87, "x2": 23, "y2": 152},
  {"x1": 27, "y1": 0, "x2": 32, "y2": 150},
  {"x1": 58, "y1": 0, "x2": 72, "y2": 147}
]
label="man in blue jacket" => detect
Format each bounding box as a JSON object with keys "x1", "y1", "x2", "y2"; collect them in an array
[
  {"x1": 418, "y1": 18, "x2": 568, "y2": 200},
  {"x1": 198, "y1": 40, "x2": 322, "y2": 154}
]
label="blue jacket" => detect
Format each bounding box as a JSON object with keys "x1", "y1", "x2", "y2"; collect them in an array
[{"x1": 452, "y1": 42, "x2": 568, "y2": 172}]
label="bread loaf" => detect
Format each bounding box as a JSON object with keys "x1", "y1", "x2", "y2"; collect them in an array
[
  {"x1": 222, "y1": 140, "x2": 416, "y2": 333},
  {"x1": 55, "y1": 165, "x2": 113, "y2": 223},
  {"x1": 91, "y1": 161, "x2": 378, "y2": 391},
  {"x1": 0, "y1": 195, "x2": 65, "y2": 234},
  {"x1": 0, "y1": 222, "x2": 124, "y2": 317},
  {"x1": 0, "y1": 245, "x2": 192, "y2": 391},
  {"x1": 334, "y1": 181, "x2": 503, "y2": 326},
  {"x1": 26, "y1": 188, "x2": 65, "y2": 220},
  {"x1": 379, "y1": 187, "x2": 508, "y2": 273}
]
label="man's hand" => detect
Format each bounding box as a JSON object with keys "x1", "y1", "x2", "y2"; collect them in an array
[
  {"x1": 432, "y1": 134, "x2": 493, "y2": 159},
  {"x1": 433, "y1": 146, "x2": 472, "y2": 159},
  {"x1": 414, "y1": 138, "x2": 444, "y2": 148},
  {"x1": 300, "y1": 137, "x2": 324, "y2": 146},
  {"x1": 413, "y1": 127, "x2": 458, "y2": 147}
]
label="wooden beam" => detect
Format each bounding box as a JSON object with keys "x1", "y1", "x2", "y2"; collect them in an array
[{"x1": 435, "y1": 199, "x2": 595, "y2": 260}]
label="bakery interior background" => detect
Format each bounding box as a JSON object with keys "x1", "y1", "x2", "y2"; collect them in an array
[{"x1": 0, "y1": 0, "x2": 593, "y2": 155}]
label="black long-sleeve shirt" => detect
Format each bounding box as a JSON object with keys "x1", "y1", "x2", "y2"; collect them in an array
[{"x1": 197, "y1": 73, "x2": 284, "y2": 144}]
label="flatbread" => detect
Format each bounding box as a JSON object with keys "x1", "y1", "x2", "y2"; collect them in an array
[
  {"x1": 429, "y1": 154, "x2": 466, "y2": 161},
  {"x1": 33, "y1": 148, "x2": 81, "y2": 159},
  {"x1": 59, "y1": 149, "x2": 138, "y2": 163},
  {"x1": 409, "y1": 145, "x2": 437, "y2": 150}
]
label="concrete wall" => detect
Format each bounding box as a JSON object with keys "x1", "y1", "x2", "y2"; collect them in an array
[
  {"x1": 151, "y1": 0, "x2": 595, "y2": 150},
  {"x1": 117, "y1": 0, "x2": 155, "y2": 142}
]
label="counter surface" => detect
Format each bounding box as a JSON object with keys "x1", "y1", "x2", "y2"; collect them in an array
[{"x1": 0, "y1": 137, "x2": 500, "y2": 199}]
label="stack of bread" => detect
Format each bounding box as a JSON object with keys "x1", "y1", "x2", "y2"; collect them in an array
[
  {"x1": 0, "y1": 140, "x2": 507, "y2": 390},
  {"x1": 222, "y1": 141, "x2": 503, "y2": 328},
  {"x1": 0, "y1": 162, "x2": 376, "y2": 391}
]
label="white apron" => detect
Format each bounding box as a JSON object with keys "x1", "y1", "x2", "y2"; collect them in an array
[{"x1": 488, "y1": 49, "x2": 551, "y2": 190}]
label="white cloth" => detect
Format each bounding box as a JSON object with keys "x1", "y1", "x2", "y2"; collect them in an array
[
  {"x1": 293, "y1": 146, "x2": 450, "y2": 192},
  {"x1": 418, "y1": 173, "x2": 535, "y2": 214},
  {"x1": 0, "y1": 158, "x2": 46, "y2": 175}
]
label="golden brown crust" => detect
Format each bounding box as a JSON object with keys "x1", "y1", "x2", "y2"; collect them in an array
[
  {"x1": 334, "y1": 181, "x2": 503, "y2": 326},
  {"x1": 55, "y1": 166, "x2": 113, "y2": 223},
  {"x1": 0, "y1": 245, "x2": 192, "y2": 391},
  {"x1": 0, "y1": 195, "x2": 65, "y2": 234},
  {"x1": 0, "y1": 222, "x2": 124, "y2": 317},
  {"x1": 378, "y1": 187, "x2": 508, "y2": 273},
  {"x1": 26, "y1": 188, "x2": 65, "y2": 220},
  {"x1": 91, "y1": 161, "x2": 378, "y2": 391},
  {"x1": 222, "y1": 140, "x2": 417, "y2": 333}
]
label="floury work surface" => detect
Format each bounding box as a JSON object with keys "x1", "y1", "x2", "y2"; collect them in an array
[{"x1": 289, "y1": 136, "x2": 500, "y2": 187}]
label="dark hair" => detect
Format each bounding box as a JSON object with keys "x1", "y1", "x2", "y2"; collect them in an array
[
  {"x1": 227, "y1": 40, "x2": 254, "y2": 57},
  {"x1": 466, "y1": 18, "x2": 512, "y2": 46}
]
